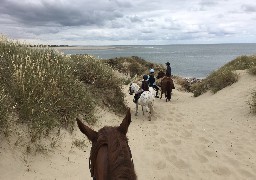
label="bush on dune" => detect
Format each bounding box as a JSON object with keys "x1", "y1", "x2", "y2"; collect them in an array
[
  {"x1": 206, "y1": 69, "x2": 238, "y2": 93},
  {"x1": 248, "y1": 66, "x2": 256, "y2": 75},
  {"x1": 192, "y1": 55, "x2": 256, "y2": 97},
  {"x1": 104, "y1": 56, "x2": 165, "y2": 78},
  {"x1": 0, "y1": 40, "x2": 96, "y2": 143},
  {"x1": 71, "y1": 54, "x2": 127, "y2": 114},
  {"x1": 249, "y1": 91, "x2": 256, "y2": 114}
]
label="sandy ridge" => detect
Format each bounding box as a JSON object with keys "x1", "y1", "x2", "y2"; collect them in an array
[{"x1": 0, "y1": 70, "x2": 256, "y2": 180}]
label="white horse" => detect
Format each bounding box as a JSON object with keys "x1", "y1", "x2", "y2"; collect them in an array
[{"x1": 129, "y1": 83, "x2": 155, "y2": 121}]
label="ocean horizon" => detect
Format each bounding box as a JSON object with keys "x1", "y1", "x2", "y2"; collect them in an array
[{"x1": 57, "y1": 43, "x2": 256, "y2": 78}]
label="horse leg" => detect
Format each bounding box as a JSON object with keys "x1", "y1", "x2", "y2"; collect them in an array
[
  {"x1": 142, "y1": 106, "x2": 145, "y2": 115},
  {"x1": 166, "y1": 87, "x2": 171, "y2": 102},
  {"x1": 135, "y1": 103, "x2": 138, "y2": 116},
  {"x1": 148, "y1": 103, "x2": 153, "y2": 121}
]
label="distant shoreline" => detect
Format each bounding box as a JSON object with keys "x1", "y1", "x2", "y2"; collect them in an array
[{"x1": 53, "y1": 46, "x2": 122, "y2": 50}]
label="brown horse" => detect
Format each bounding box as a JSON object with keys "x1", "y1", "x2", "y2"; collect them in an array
[
  {"x1": 76, "y1": 108, "x2": 137, "y2": 180},
  {"x1": 160, "y1": 77, "x2": 175, "y2": 102}
]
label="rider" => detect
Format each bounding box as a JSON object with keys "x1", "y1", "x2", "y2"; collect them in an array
[
  {"x1": 133, "y1": 75, "x2": 149, "y2": 103},
  {"x1": 148, "y1": 69, "x2": 159, "y2": 98},
  {"x1": 165, "y1": 62, "x2": 172, "y2": 76}
]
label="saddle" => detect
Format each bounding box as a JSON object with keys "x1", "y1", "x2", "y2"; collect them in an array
[{"x1": 133, "y1": 91, "x2": 143, "y2": 103}]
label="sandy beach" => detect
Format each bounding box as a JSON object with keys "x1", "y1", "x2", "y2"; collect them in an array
[{"x1": 0, "y1": 70, "x2": 256, "y2": 180}]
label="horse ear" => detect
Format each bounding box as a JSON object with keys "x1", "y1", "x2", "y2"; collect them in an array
[
  {"x1": 118, "y1": 108, "x2": 131, "y2": 135},
  {"x1": 76, "y1": 118, "x2": 98, "y2": 142}
]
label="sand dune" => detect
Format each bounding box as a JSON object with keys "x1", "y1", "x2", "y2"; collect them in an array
[{"x1": 0, "y1": 70, "x2": 256, "y2": 180}]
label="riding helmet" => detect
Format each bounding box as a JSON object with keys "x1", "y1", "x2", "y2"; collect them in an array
[{"x1": 143, "y1": 74, "x2": 148, "y2": 80}]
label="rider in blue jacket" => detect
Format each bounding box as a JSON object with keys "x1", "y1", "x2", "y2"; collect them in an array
[{"x1": 148, "y1": 69, "x2": 159, "y2": 98}]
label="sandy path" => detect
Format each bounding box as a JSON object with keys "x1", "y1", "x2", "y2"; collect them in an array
[{"x1": 0, "y1": 70, "x2": 256, "y2": 180}]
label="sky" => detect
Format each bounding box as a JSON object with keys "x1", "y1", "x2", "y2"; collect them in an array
[{"x1": 0, "y1": 0, "x2": 256, "y2": 45}]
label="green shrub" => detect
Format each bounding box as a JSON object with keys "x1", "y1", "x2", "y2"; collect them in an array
[
  {"x1": 222, "y1": 55, "x2": 256, "y2": 70},
  {"x1": 206, "y1": 69, "x2": 238, "y2": 93},
  {"x1": 191, "y1": 55, "x2": 256, "y2": 96},
  {"x1": 0, "y1": 88, "x2": 12, "y2": 135},
  {"x1": 104, "y1": 56, "x2": 165, "y2": 78},
  {"x1": 249, "y1": 91, "x2": 256, "y2": 114},
  {"x1": 191, "y1": 81, "x2": 208, "y2": 97},
  {"x1": 248, "y1": 66, "x2": 256, "y2": 75},
  {"x1": 0, "y1": 39, "x2": 95, "y2": 142},
  {"x1": 72, "y1": 139, "x2": 87, "y2": 149},
  {"x1": 71, "y1": 54, "x2": 127, "y2": 114}
]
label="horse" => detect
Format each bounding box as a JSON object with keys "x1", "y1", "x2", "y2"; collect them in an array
[
  {"x1": 156, "y1": 70, "x2": 165, "y2": 87},
  {"x1": 156, "y1": 70, "x2": 165, "y2": 79},
  {"x1": 76, "y1": 108, "x2": 137, "y2": 180},
  {"x1": 129, "y1": 83, "x2": 155, "y2": 121},
  {"x1": 160, "y1": 77, "x2": 175, "y2": 102}
]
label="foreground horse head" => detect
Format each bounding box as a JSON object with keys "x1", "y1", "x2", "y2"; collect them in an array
[{"x1": 76, "y1": 108, "x2": 137, "y2": 180}]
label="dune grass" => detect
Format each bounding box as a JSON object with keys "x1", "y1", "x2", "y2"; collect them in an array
[
  {"x1": 104, "y1": 56, "x2": 165, "y2": 78},
  {"x1": 248, "y1": 66, "x2": 256, "y2": 75},
  {"x1": 70, "y1": 54, "x2": 127, "y2": 114},
  {"x1": 0, "y1": 39, "x2": 95, "y2": 142},
  {"x1": 249, "y1": 91, "x2": 256, "y2": 114},
  {"x1": 191, "y1": 55, "x2": 256, "y2": 97},
  {"x1": 0, "y1": 37, "x2": 127, "y2": 150}
]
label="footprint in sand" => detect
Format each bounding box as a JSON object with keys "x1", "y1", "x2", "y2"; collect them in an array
[
  {"x1": 239, "y1": 168, "x2": 255, "y2": 178},
  {"x1": 223, "y1": 155, "x2": 240, "y2": 168},
  {"x1": 160, "y1": 175, "x2": 174, "y2": 180},
  {"x1": 166, "y1": 117, "x2": 172, "y2": 121},
  {"x1": 195, "y1": 152, "x2": 208, "y2": 163},
  {"x1": 167, "y1": 155, "x2": 189, "y2": 169},
  {"x1": 159, "y1": 138, "x2": 168, "y2": 144},
  {"x1": 181, "y1": 130, "x2": 192, "y2": 138},
  {"x1": 152, "y1": 131, "x2": 158, "y2": 136},
  {"x1": 175, "y1": 118, "x2": 182, "y2": 122},
  {"x1": 173, "y1": 158, "x2": 189, "y2": 169},
  {"x1": 171, "y1": 139, "x2": 181, "y2": 145},
  {"x1": 212, "y1": 166, "x2": 231, "y2": 177},
  {"x1": 162, "y1": 146, "x2": 177, "y2": 155},
  {"x1": 204, "y1": 149, "x2": 216, "y2": 157},
  {"x1": 152, "y1": 124, "x2": 158, "y2": 129},
  {"x1": 165, "y1": 133, "x2": 173, "y2": 139},
  {"x1": 198, "y1": 136, "x2": 211, "y2": 144},
  {"x1": 155, "y1": 161, "x2": 166, "y2": 170}
]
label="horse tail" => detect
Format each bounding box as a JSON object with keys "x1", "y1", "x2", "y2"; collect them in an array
[{"x1": 166, "y1": 80, "x2": 171, "y2": 100}]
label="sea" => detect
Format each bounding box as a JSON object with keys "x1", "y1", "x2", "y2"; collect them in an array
[{"x1": 59, "y1": 44, "x2": 256, "y2": 78}]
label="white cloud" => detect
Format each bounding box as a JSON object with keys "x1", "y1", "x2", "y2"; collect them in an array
[{"x1": 0, "y1": 0, "x2": 256, "y2": 45}]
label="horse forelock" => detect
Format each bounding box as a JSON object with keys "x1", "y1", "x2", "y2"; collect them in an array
[{"x1": 90, "y1": 127, "x2": 137, "y2": 180}]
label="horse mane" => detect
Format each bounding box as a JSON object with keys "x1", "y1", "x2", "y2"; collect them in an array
[
  {"x1": 89, "y1": 126, "x2": 137, "y2": 180},
  {"x1": 156, "y1": 70, "x2": 165, "y2": 79}
]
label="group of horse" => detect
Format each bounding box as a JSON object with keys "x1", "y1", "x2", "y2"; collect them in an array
[
  {"x1": 76, "y1": 71, "x2": 175, "y2": 180},
  {"x1": 128, "y1": 71, "x2": 175, "y2": 121}
]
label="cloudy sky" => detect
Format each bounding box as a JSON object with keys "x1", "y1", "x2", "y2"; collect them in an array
[{"x1": 0, "y1": 0, "x2": 256, "y2": 45}]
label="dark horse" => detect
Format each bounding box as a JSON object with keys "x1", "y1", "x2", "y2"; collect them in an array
[
  {"x1": 76, "y1": 108, "x2": 137, "y2": 180},
  {"x1": 160, "y1": 77, "x2": 175, "y2": 102}
]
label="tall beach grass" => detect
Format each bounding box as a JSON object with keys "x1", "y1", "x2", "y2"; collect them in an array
[
  {"x1": 0, "y1": 37, "x2": 127, "y2": 150},
  {"x1": 191, "y1": 55, "x2": 256, "y2": 97}
]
